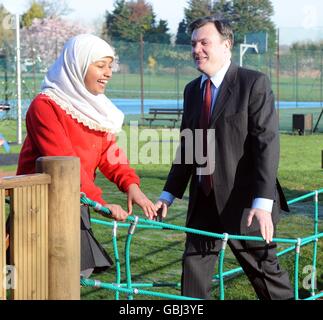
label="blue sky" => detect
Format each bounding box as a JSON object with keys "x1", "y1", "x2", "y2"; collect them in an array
[{"x1": 1, "y1": 0, "x2": 323, "y2": 44}]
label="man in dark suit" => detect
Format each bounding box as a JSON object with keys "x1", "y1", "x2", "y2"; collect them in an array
[{"x1": 155, "y1": 16, "x2": 294, "y2": 300}]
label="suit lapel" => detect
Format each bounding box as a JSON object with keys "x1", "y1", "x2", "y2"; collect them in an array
[
  {"x1": 190, "y1": 77, "x2": 204, "y2": 129},
  {"x1": 209, "y1": 62, "x2": 238, "y2": 127}
]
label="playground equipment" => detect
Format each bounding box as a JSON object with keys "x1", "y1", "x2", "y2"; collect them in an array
[
  {"x1": 80, "y1": 191, "x2": 323, "y2": 300},
  {"x1": 0, "y1": 157, "x2": 80, "y2": 300},
  {"x1": 1, "y1": 156, "x2": 322, "y2": 300}
]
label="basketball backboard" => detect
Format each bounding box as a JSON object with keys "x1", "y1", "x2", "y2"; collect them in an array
[{"x1": 244, "y1": 31, "x2": 268, "y2": 54}]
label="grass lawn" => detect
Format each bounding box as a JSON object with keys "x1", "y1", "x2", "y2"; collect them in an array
[{"x1": 0, "y1": 121, "x2": 322, "y2": 300}]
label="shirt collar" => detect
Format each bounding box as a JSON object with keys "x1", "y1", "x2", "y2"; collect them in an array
[{"x1": 200, "y1": 60, "x2": 231, "y2": 89}]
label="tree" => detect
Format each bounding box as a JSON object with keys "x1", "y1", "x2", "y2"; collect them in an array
[
  {"x1": 213, "y1": 0, "x2": 233, "y2": 19},
  {"x1": 175, "y1": 0, "x2": 212, "y2": 47},
  {"x1": 145, "y1": 19, "x2": 171, "y2": 44},
  {"x1": 20, "y1": 17, "x2": 88, "y2": 70},
  {"x1": 22, "y1": 1, "x2": 45, "y2": 28},
  {"x1": 290, "y1": 41, "x2": 323, "y2": 52},
  {"x1": 231, "y1": 0, "x2": 276, "y2": 49},
  {"x1": 36, "y1": 0, "x2": 73, "y2": 18},
  {"x1": 184, "y1": 0, "x2": 213, "y2": 26},
  {"x1": 22, "y1": 0, "x2": 73, "y2": 28},
  {"x1": 105, "y1": 0, "x2": 171, "y2": 44},
  {"x1": 107, "y1": 0, "x2": 154, "y2": 42},
  {"x1": 106, "y1": 0, "x2": 126, "y2": 40},
  {"x1": 175, "y1": 19, "x2": 191, "y2": 45},
  {"x1": 179, "y1": 0, "x2": 276, "y2": 50},
  {"x1": 0, "y1": 5, "x2": 15, "y2": 50}
]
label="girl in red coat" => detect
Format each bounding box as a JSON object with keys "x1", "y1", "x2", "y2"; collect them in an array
[{"x1": 17, "y1": 34, "x2": 157, "y2": 278}]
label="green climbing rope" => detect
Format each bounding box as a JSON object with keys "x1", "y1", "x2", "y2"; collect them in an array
[{"x1": 80, "y1": 189, "x2": 323, "y2": 300}]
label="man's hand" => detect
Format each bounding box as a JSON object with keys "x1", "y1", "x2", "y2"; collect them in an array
[
  {"x1": 247, "y1": 208, "x2": 273, "y2": 244},
  {"x1": 127, "y1": 184, "x2": 157, "y2": 220},
  {"x1": 104, "y1": 204, "x2": 129, "y2": 222},
  {"x1": 154, "y1": 200, "x2": 168, "y2": 221}
]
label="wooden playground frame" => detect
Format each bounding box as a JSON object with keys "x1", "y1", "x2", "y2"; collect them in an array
[{"x1": 0, "y1": 157, "x2": 80, "y2": 300}]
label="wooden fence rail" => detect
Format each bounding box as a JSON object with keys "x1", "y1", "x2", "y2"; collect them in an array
[{"x1": 0, "y1": 157, "x2": 80, "y2": 300}]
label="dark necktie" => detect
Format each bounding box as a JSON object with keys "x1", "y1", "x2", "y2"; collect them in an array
[{"x1": 199, "y1": 79, "x2": 213, "y2": 196}]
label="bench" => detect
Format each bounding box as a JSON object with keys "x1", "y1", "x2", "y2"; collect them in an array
[
  {"x1": 143, "y1": 108, "x2": 183, "y2": 128},
  {"x1": 0, "y1": 104, "x2": 10, "y2": 111}
]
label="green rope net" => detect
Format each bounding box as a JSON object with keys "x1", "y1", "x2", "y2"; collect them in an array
[{"x1": 80, "y1": 190, "x2": 323, "y2": 300}]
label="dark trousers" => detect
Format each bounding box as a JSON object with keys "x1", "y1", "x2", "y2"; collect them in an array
[{"x1": 181, "y1": 189, "x2": 294, "y2": 300}]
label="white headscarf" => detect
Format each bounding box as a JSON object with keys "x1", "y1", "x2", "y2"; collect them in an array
[{"x1": 41, "y1": 34, "x2": 124, "y2": 133}]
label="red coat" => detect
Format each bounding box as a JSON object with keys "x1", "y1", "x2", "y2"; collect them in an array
[{"x1": 17, "y1": 94, "x2": 140, "y2": 204}]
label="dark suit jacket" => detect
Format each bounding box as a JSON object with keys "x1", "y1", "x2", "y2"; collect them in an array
[{"x1": 164, "y1": 62, "x2": 288, "y2": 234}]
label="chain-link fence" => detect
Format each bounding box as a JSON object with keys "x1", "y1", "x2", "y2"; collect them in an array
[{"x1": 1, "y1": 27, "x2": 323, "y2": 135}]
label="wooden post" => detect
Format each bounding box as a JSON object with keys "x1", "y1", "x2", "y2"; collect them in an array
[
  {"x1": 0, "y1": 189, "x2": 6, "y2": 300},
  {"x1": 36, "y1": 157, "x2": 80, "y2": 300}
]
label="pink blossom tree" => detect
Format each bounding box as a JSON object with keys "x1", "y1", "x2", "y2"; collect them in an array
[{"x1": 20, "y1": 17, "x2": 90, "y2": 71}]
